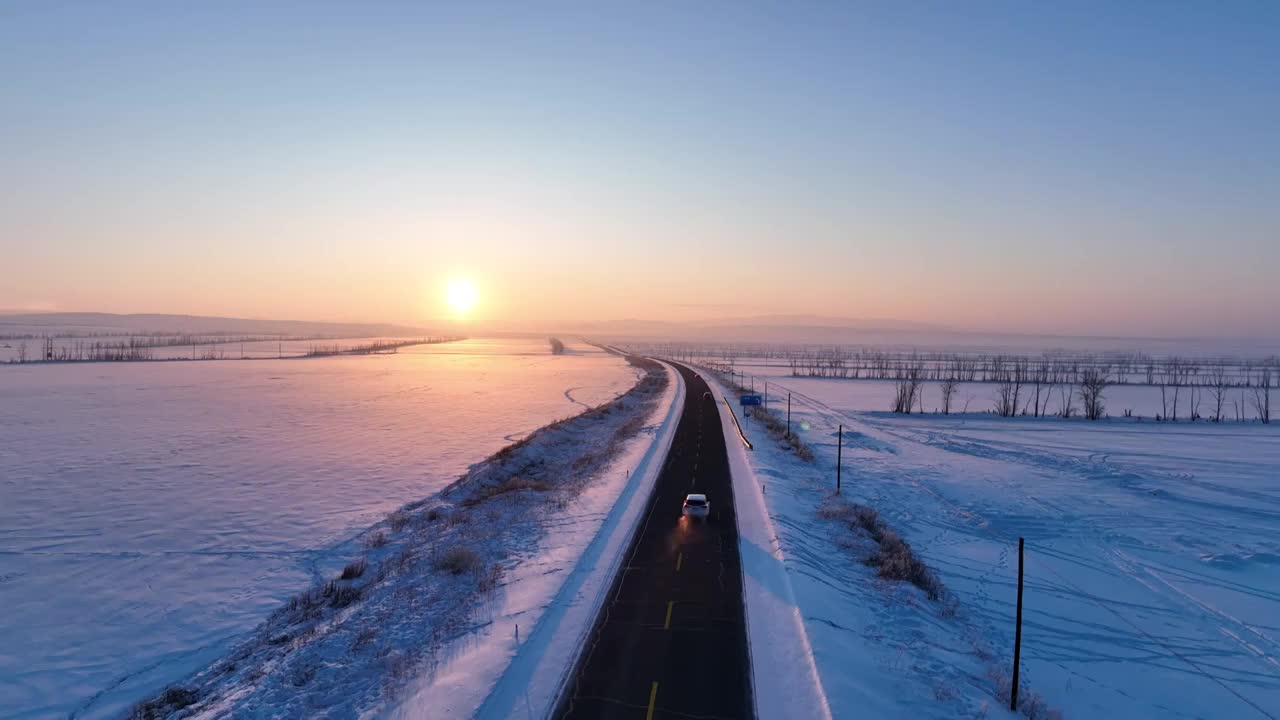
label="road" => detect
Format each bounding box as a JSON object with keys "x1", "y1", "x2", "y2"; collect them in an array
[{"x1": 556, "y1": 362, "x2": 753, "y2": 719}]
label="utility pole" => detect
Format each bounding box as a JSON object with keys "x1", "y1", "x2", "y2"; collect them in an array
[
  {"x1": 787, "y1": 393, "x2": 792, "y2": 437},
  {"x1": 836, "y1": 424, "x2": 842, "y2": 493},
  {"x1": 1011, "y1": 537, "x2": 1025, "y2": 711}
]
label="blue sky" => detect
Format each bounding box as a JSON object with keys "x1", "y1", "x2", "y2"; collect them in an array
[{"x1": 2, "y1": 2, "x2": 1277, "y2": 337}]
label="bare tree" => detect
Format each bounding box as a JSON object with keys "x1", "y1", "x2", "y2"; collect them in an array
[
  {"x1": 892, "y1": 364, "x2": 924, "y2": 414},
  {"x1": 1158, "y1": 377, "x2": 1170, "y2": 420},
  {"x1": 1208, "y1": 364, "x2": 1229, "y2": 422},
  {"x1": 1253, "y1": 362, "x2": 1273, "y2": 424},
  {"x1": 1029, "y1": 360, "x2": 1048, "y2": 417},
  {"x1": 940, "y1": 378, "x2": 958, "y2": 415},
  {"x1": 1167, "y1": 357, "x2": 1183, "y2": 421},
  {"x1": 993, "y1": 358, "x2": 1025, "y2": 417},
  {"x1": 1057, "y1": 383, "x2": 1075, "y2": 418},
  {"x1": 16, "y1": 342, "x2": 27, "y2": 363},
  {"x1": 994, "y1": 380, "x2": 1016, "y2": 417},
  {"x1": 1079, "y1": 366, "x2": 1111, "y2": 420}
]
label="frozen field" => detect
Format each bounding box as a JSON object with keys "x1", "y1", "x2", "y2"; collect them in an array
[
  {"x1": 0, "y1": 338, "x2": 638, "y2": 719},
  {"x1": 716, "y1": 372, "x2": 1280, "y2": 718}
]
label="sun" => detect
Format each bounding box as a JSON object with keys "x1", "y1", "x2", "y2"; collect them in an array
[{"x1": 445, "y1": 278, "x2": 478, "y2": 318}]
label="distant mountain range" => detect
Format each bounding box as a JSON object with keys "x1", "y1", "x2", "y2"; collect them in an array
[{"x1": 0, "y1": 312, "x2": 434, "y2": 338}]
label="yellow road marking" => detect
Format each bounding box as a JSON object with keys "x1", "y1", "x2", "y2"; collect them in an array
[
  {"x1": 676, "y1": 552, "x2": 683, "y2": 572},
  {"x1": 646, "y1": 681, "x2": 659, "y2": 720},
  {"x1": 664, "y1": 600, "x2": 674, "y2": 629}
]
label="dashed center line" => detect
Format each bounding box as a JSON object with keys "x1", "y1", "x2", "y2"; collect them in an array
[
  {"x1": 646, "y1": 681, "x2": 659, "y2": 720},
  {"x1": 664, "y1": 600, "x2": 674, "y2": 630}
]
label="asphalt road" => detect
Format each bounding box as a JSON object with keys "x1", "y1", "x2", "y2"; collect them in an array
[{"x1": 556, "y1": 362, "x2": 753, "y2": 719}]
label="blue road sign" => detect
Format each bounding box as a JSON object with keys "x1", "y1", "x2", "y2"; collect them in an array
[{"x1": 740, "y1": 394, "x2": 763, "y2": 407}]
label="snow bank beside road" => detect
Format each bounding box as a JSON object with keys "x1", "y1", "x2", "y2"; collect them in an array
[
  {"x1": 468, "y1": 360, "x2": 683, "y2": 719},
  {"x1": 709, "y1": 380, "x2": 831, "y2": 719},
  {"x1": 393, "y1": 360, "x2": 684, "y2": 719}
]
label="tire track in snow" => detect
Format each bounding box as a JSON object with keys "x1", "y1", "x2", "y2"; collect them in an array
[{"x1": 563, "y1": 386, "x2": 591, "y2": 410}]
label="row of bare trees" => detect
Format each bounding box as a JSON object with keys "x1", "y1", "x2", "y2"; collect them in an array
[
  {"x1": 899, "y1": 362, "x2": 1272, "y2": 423},
  {"x1": 305, "y1": 338, "x2": 456, "y2": 357},
  {"x1": 645, "y1": 344, "x2": 1275, "y2": 424},
  {"x1": 7, "y1": 336, "x2": 463, "y2": 363},
  {"x1": 641, "y1": 342, "x2": 1276, "y2": 391}
]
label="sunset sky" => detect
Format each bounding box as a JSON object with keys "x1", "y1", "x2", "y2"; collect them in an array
[{"x1": 2, "y1": 2, "x2": 1277, "y2": 338}]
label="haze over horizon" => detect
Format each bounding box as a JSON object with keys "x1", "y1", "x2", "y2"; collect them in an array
[{"x1": 3, "y1": 3, "x2": 1278, "y2": 339}]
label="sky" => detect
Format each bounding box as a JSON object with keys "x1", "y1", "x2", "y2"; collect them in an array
[{"x1": 2, "y1": 1, "x2": 1278, "y2": 338}]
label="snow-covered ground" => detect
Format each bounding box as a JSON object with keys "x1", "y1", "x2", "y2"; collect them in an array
[
  {"x1": 131, "y1": 354, "x2": 676, "y2": 720},
  {"x1": 0, "y1": 338, "x2": 638, "y2": 719},
  {"x1": 397, "y1": 360, "x2": 682, "y2": 720},
  {"x1": 700, "y1": 369, "x2": 1280, "y2": 719}
]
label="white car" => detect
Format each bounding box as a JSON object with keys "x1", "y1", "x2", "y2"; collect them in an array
[{"x1": 682, "y1": 493, "x2": 710, "y2": 519}]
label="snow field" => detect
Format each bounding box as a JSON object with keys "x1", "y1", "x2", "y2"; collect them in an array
[
  {"x1": 144, "y1": 354, "x2": 673, "y2": 719},
  {"x1": 706, "y1": 369, "x2": 1280, "y2": 719},
  {"x1": 0, "y1": 338, "x2": 637, "y2": 719}
]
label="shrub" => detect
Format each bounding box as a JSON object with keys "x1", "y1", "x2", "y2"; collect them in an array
[
  {"x1": 388, "y1": 510, "x2": 410, "y2": 532},
  {"x1": 822, "y1": 499, "x2": 944, "y2": 601},
  {"x1": 465, "y1": 476, "x2": 552, "y2": 505},
  {"x1": 276, "y1": 586, "x2": 325, "y2": 624},
  {"x1": 478, "y1": 563, "x2": 504, "y2": 592},
  {"x1": 323, "y1": 580, "x2": 362, "y2": 609},
  {"x1": 989, "y1": 667, "x2": 1065, "y2": 720},
  {"x1": 341, "y1": 557, "x2": 367, "y2": 580},
  {"x1": 129, "y1": 686, "x2": 199, "y2": 720},
  {"x1": 866, "y1": 530, "x2": 943, "y2": 601},
  {"x1": 435, "y1": 546, "x2": 481, "y2": 575},
  {"x1": 365, "y1": 531, "x2": 388, "y2": 549},
  {"x1": 748, "y1": 406, "x2": 816, "y2": 462}
]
